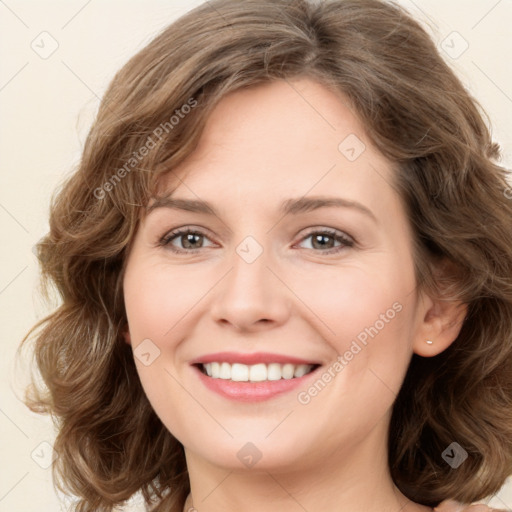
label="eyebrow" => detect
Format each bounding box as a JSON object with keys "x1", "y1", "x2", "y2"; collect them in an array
[{"x1": 147, "y1": 195, "x2": 377, "y2": 223}]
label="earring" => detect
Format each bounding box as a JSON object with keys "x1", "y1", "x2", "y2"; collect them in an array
[{"x1": 425, "y1": 340, "x2": 433, "y2": 345}]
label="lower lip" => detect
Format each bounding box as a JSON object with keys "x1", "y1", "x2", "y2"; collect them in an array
[{"x1": 192, "y1": 365, "x2": 320, "y2": 402}]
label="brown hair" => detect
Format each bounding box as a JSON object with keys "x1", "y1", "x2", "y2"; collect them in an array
[{"x1": 19, "y1": 0, "x2": 512, "y2": 510}]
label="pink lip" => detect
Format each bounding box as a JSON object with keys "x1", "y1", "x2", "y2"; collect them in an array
[
  {"x1": 190, "y1": 351, "x2": 319, "y2": 365},
  {"x1": 192, "y1": 366, "x2": 320, "y2": 402}
]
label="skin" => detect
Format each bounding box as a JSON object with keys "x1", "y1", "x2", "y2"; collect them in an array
[
  {"x1": 123, "y1": 77, "x2": 481, "y2": 512},
  {"x1": 435, "y1": 503, "x2": 504, "y2": 512}
]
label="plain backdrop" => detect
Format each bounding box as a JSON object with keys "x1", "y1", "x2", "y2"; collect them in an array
[{"x1": 1, "y1": 1, "x2": 511, "y2": 511}]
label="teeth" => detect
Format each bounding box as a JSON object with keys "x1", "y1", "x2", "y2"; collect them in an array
[
  {"x1": 282, "y1": 363, "x2": 295, "y2": 379},
  {"x1": 293, "y1": 364, "x2": 310, "y2": 378},
  {"x1": 231, "y1": 363, "x2": 249, "y2": 381},
  {"x1": 202, "y1": 362, "x2": 316, "y2": 381},
  {"x1": 249, "y1": 363, "x2": 267, "y2": 382},
  {"x1": 267, "y1": 363, "x2": 282, "y2": 381},
  {"x1": 220, "y1": 362, "x2": 231, "y2": 379}
]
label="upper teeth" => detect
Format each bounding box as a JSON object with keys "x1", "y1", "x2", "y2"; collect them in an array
[{"x1": 202, "y1": 362, "x2": 315, "y2": 381}]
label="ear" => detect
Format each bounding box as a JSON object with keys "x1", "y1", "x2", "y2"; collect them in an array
[
  {"x1": 412, "y1": 263, "x2": 468, "y2": 357},
  {"x1": 122, "y1": 324, "x2": 132, "y2": 345}
]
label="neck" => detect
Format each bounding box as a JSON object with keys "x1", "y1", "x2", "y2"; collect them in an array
[{"x1": 183, "y1": 423, "x2": 431, "y2": 512}]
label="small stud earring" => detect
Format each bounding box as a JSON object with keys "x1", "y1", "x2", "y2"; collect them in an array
[{"x1": 426, "y1": 340, "x2": 433, "y2": 345}]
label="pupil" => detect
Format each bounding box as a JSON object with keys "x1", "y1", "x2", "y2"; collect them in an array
[
  {"x1": 313, "y1": 234, "x2": 332, "y2": 249},
  {"x1": 184, "y1": 233, "x2": 201, "y2": 249}
]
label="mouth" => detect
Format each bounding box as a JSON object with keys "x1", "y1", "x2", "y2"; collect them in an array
[
  {"x1": 190, "y1": 353, "x2": 323, "y2": 402},
  {"x1": 195, "y1": 361, "x2": 320, "y2": 382}
]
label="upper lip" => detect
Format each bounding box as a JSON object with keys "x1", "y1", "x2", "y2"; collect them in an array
[{"x1": 190, "y1": 352, "x2": 321, "y2": 366}]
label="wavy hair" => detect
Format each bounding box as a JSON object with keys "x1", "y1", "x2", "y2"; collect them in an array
[{"x1": 19, "y1": 0, "x2": 512, "y2": 510}]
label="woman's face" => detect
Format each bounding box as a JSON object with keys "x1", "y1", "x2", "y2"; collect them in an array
[{"x1": 123, "y1": 78, "x2": 435, "y2": 474}]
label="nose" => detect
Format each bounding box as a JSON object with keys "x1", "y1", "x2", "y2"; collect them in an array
[{"x1": 209, "y1": 243, "x2": 291, "y2": 332}]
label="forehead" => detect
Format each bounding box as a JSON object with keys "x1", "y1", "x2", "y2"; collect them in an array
[{"x1": 156, "y1": 78, "x2": 397, "y2": 213}]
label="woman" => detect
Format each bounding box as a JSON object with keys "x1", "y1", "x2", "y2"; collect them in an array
[{"x1": 21, "y1": 0, "x2": 512, "y2": 511}]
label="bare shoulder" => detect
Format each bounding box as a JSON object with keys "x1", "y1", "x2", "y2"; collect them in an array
[{"x1": 434, "y1": 500, "x2": 508, "y2": 511}]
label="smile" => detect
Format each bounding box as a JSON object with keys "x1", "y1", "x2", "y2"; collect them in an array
[
  {"x1": 199, "y1": 362, "x2": 318, "y2": 381},
  {"x1": 190, "y1": 352, "x2": 323, "y2": 402}
]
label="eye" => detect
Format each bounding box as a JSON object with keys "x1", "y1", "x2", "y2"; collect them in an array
[
  {"x1": 295, "y1": 228, "x2": 355, "y2": 254},
  {"x1": 159, "y1": 226, "x2": 355, "y2": 255},
  {"x1": 159, "y1": 228, "x2": 216, "y2": 253}
]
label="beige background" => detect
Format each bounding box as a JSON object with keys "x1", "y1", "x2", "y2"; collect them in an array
[{"x1": 1, "y1": 1, "x2": 511, "y2": 510}]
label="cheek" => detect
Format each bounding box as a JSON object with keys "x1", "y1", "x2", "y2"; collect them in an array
[
  {"x1": 290, "y1": 259, "x2": 417, "y2": 407},
  {"x1": 291, "y1": 261, "x2": 414, "y2": 349},
  {"x1": 124, "y1": 261, "x2": 208, "y2": 342},
  {"x1": 123, "y1": 261, "x2": 209, "y2": 439},
  {"x1": 291, "y1": 266, "x2": 416, "y2": 439}
]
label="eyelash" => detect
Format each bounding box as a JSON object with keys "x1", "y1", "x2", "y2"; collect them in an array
[{"x1": 158, "y1": 227, "x2": 355, "y2": 255}]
